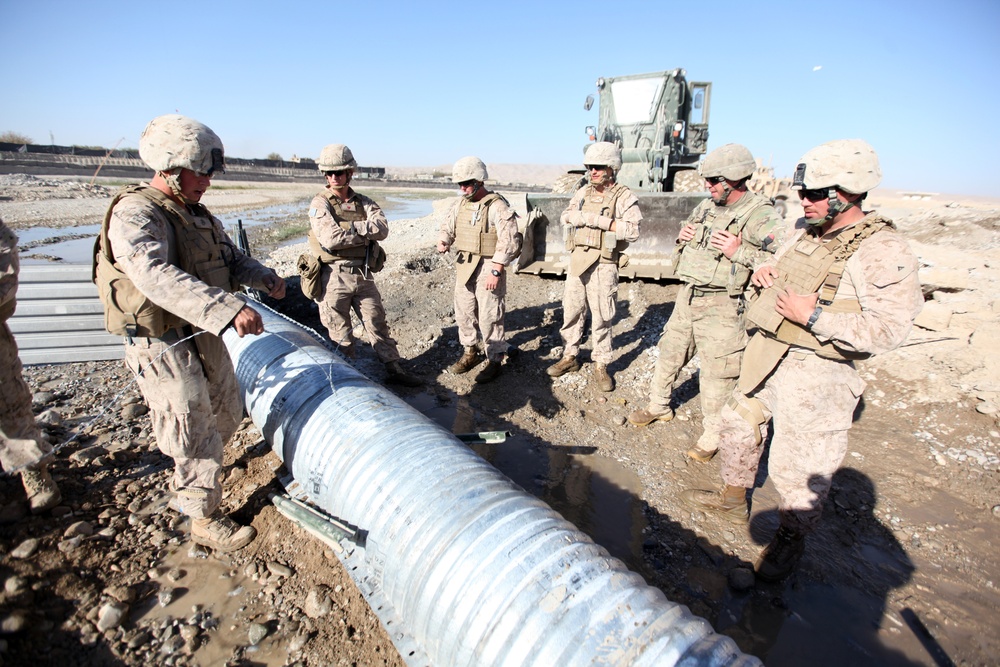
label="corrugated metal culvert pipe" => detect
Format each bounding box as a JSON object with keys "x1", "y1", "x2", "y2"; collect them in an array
[{"x1": 223, "y1": 305, "x2": 760, "y2": 667}]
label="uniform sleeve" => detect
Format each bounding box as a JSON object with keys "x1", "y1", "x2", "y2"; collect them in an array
[
  {"x1": 488, "y1": 198, "x2": 521, "y2": 266},
  {"x1": 439, "y1": 198, "x2": 460, "y2": 246},
  {"x1": 355, "y1": 195, "x2": 389, "y2": 241},
  {"x1": 559, "y1": 188, "x2": 587, "y2": 227},
  {"x1": 731, "y1": 205, "x2": 786, "y2": 269},
  {"x1": 810, "y1": 232, "x2": 924, "y2": 355},
  {"x1": 108, "y1": 198, "x2": 245, "y2": 335},
  {"x1": 613, "y1": 189, "x2": 642, "y2": 243},
  {"x1": 0, "y1": 223, "x2": 19, "y2": 313}
]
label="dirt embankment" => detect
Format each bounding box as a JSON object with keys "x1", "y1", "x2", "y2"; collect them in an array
[{"x1": 0, "y1": 174, "x2": 998, "y2": 666}]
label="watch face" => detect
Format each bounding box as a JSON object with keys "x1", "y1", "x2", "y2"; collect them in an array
[{"x1": 491, "y1": 269, "x2": 501, "y2": 277}]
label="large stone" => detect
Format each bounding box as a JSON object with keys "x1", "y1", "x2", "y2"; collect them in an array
[{"x1": 914, "y1": 302, "x2": 953, "y2": 331}]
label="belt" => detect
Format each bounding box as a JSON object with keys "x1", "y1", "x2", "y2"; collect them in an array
[
  {"x1": 690, "y1": 286, "x2": 727, "y2": 297},
  {"x1": 335, "y1": 263, "x2": 367, "y2": 275}
]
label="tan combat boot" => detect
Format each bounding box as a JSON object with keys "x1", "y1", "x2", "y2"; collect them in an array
[
  {"x1": 628, "y1": 406, "x2": 674, "y2": 426},
  {"x1": 679, "y1": 485, "x2": 749, "y2": 524},
  {"x1": 474, "y1": 359, "x2": 502, "y2": 384},
  {"x1": 21, "y1": 462, "x2": 61, "y2": 515},
  {"x1": 594, "y1": 364, "x2": 614, "y2": 392},
  {"x1": 191, "y1": 513, "x2": 257, "y2": 552},
  {"x1": 686, "y1": 444, "x2": 718, "y2": 462},
  {"x1": 384, "y1": 360, "x2": 422, "y2": 387},
  {"x1": 755, "y1": 525, "x2": 806, "y2": 582},
  {"x1": 546, "y1": 355, "x2": 580, "y2": 377},
  {"x1": 449, "y1": 347, "x2": 484, "y2": 374}
]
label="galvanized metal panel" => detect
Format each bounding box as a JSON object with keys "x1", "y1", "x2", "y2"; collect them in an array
[
  {"x1": 11, "y1": 263, "x2": 123, "y2": 364},
  {"x1": 224, "y1": 306, "x2": 760, "y2": 667}
]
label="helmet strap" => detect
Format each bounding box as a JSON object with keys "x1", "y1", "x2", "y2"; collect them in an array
[{"x1": 160, "y1": 170, "x2": 194, "y2": 205}]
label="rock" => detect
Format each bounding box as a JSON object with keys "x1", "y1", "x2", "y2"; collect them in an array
[
  {"x1": 304, "y1": 586, "x2": 333, "y2": 618},
  {"x1": 266, "y1": 561, "x2": 294, "y2": 579},
  {"x1": 248, "y1": 622, "x2": 269, "y2": 645},
  {"x1": 4, "y1": 577, "x2": 27, "y2": 596},
  {"x1": 158, "y1": 588, "x2": 175, "y2": 607},
  {"x1": 160, "y1": 633, "x2": 185, "y2": 656},
  {"x1": 121, "y1": 403, "x2": 148, "y2": 420},
  {"x1": 914, "y1": 302, "x2": 953, "y2": 331},
  {"x1": 31, "y1": 391, "x2": 56, "y2": 407},
  {"x1": 10, "y1": 538, "x2": 40, "y2": 559},
  {"x1": 64, "y1": 521, "x2": 95, "y2": 538},
  {"x1": 37, "y1": 409, "x2": 62, "y2": 427},
  {"x1": 57, "y1": 536, "x2": 84, "y2": 553},
  {"x1": 127, "y1": 629, "x2": 152, "y2": 649},
  {"x1": 728, "y1": 567, "x2": 756, "y2": 592},
  {"x1": 96, "y1": 601, "x2": 127, "y2": 632},
  {"x1": 0, "y1": 611, "x2": 29, "y2": 634},
  {"x1": 105, "y1": 585, "x2": 137, "y2": 604},
  {"x1": 992, "y1": 504, "x2": 1000, "y2": 518}
]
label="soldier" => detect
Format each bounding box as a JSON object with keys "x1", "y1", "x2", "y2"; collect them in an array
[
  {"x1": 436, "y1": 156, "x2": 521, "y2": 384},
  {"x1": 628, "y1": 144, "x2": 784, "y2": 462},
  {"x1": 681, "y1": 140, "x2": 923, "y2": 581},
  {"x1": 0, "y1": 217, "x2": 62, "y2": 514},
  {"x1": 307, "y1": 144, "x2": 420, "y2": 387},
  {"x1": 94, "y1": 114, "x2": 287, "y2": 552},
  {"x1": 547, "y1": 142, "x2": 642, "y2": 392}
]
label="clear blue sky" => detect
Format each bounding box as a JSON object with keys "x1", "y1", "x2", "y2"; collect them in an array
[{"x1": 2, "y1": 0, "x2": 998, "y2": 196}]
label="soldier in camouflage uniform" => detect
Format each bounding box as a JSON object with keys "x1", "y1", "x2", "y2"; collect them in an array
[
  {"x1": 681, "y1": 140, "x2": 923, "y2": 581},
  {"x1": 0, "y1": 217, "x2": 62, "y2": 514},
  {"x1": 628, "y1": 144, "x2": 784, "y2": 462},
  {"x1": 547, "y1": 142, "x2": 642, "y2": 392},
  {"x1": 307, "y1": 144, "x2": 419, "y2": 387},
  {"x1": 437, "y1": 157, "x2": 521, "y2": 384},
  {"x1": 94, "y1": 115, "x2": 287, "y2": 552}
]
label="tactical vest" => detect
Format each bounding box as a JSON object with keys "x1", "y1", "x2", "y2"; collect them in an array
[
  {"x1": 746, "y1": 215, "x2": 894, "y2": 361},
  {"x1": 92, "y1": 185, "x2": 238, "y2": 338},
  {"x1": 309, "y1": 191, "x2": 369, "y2": 262},
  {"x1": 568, "y1": 183, "x2": 629, "y2": 275},
  {"x1": 674, "y1": 192, "x2": 772, "y2": 295},
  {"x1": 453, "y1": 193, "x2": 502, "y2": 256}
]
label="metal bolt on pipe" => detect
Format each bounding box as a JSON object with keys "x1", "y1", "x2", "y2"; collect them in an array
[{"x1": 223, "y1": 304, "x2": 760, "y2": 667}]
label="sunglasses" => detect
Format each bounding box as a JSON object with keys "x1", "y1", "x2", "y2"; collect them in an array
[
  {"x1": 704, "y1": 175, "x2": 727, "y2": 185},
  {"x1": 457, "y1": 180, "x2": 477, "y2": 188},
  {"x1": 798, "y1": 188, "x2": 829, "y2": 202},
  {"x1": 324, "y1": 169, "x2": 350, "y2": 178}
]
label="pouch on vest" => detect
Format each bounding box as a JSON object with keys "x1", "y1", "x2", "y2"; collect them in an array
[
  {"x1": 366, "y1": 241, "x2": 386, "y2": 273},
  {"x1": 297, "y1": 253, "x2": 323, "y2": 300}
]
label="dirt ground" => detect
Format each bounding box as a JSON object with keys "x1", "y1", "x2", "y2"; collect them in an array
[{"x1": 0, "y1": 174, "x2": 998, "y2": 666}]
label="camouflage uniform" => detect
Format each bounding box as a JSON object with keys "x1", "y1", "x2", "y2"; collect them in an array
[
  {"x1": 0, "y1": 220, "x2": 53, "y2": 470},
  {"x1": 718, "y1": 215, "x2": 922, "y2": 531},
  {"x1": 557, "y1": 183, "x2": 641, "y2": 364},
  {"x1": 309, "y1": 188, "x2": 402, "y2": 361},
  {"x1": 439, "y1": 194, "x2": 521, "y2": 361},
  {"x1": 648, "y1": 192, "x2": 782, "y2": 451},
  {"x1": 98, "y1": 189, "x2": 279, "y2": 519}
]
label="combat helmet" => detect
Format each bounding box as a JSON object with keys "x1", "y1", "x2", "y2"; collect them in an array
[
  {"x1": 452, "y1": 156, "x2": 488, "y2": 183},
  {"x1": 139, "y1": 114, "x2": 224, "y2": 177},
  {"x1": 699, "y1": 143, "x2": 756, "y2": 181},
  {"x1": 583, "y1": 142, "x2": 622, "y2": 171},
  {"x1": 792, "y1": 139, "x2": 881, "y2": 195},
  {"x1": 318, "y1": 144, "x2": 358, "y2": 172}
]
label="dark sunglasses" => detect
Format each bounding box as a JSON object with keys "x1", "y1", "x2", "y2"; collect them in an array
[
  {"x1": 798, "y1": 188, "x2": 829, "y2": 202},
  {"x1": 704, "y1": 175, "x2": 727, "y2": 185},
  {"x1": 324, "y1": 169, "x2": 350, "y2": 177},
  {"x1": 457, "y1": 179, "x2": 477, "y2": 188}
]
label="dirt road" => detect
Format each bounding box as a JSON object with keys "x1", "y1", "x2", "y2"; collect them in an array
[{"x1": 0, "y1": 175, "x2": 998, "y2": 666}]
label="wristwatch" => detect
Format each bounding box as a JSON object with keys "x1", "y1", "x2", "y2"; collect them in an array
[
  {"x1": 807, "y1": 306, "x2": 823, "y2": 329},
  {"x1": 490, "y1": 268, "x2": 501, "y2": 277}
]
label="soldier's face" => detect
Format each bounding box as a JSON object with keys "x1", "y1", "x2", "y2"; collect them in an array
[
  {"x1": 588, "y1": 165, "x2": 610, "y2": 186},
  {"x1": 799, "y1": 188, "x2": 831, "y2": 221},
  {"x1": 178, "y1": 169, "x2": 211, "y2": 202},
  {"x1": 326, "y1": 170, "x2": 352, "y2": 190}
]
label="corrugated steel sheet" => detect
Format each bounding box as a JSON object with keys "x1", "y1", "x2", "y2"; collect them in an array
[{"x1": 10, "y1": 263, "x2": 122, "y2": 365}]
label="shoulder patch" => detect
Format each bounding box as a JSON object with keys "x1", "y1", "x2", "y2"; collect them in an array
[{"x1": 309, "y1": 207, "x2": 318, "y2": 217}]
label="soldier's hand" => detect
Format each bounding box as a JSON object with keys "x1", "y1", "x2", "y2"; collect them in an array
[
  {"x1": 232, "y1": 306, "x2": 265, "y2": 337},
  {"x1": 710, "y1": 230, "x2": 741, "y2": 258},
  {"x1": 264, "y1": 274, "x2": 286, "y2": 299},
  {"x1": 436, "y1": 241, "x2": 450, "y2": 253},
  {"x1": 775, "y1": 287, "x2": 818, "y2": 326},
  {"x1": 677, "y1": 224, "x2": 697, "y2": 243},
  {"x1": 751, "y1": 265, "x2": 779, "y2": 288}
]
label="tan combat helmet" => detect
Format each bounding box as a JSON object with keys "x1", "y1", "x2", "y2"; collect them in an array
[
  {"x1": 452, "y1": 156, "x2": 488, "y2": 183},
  {"x1": 318, "y1": 144, "x2": 357, "y2": 172},
  {"x1": 139, "y1": 114, "x2": 224, "y2": 177},
  {"x1": 583, "y1": 142, "x2": 622, "y2": 171},
  {"x1": 699, "y1": 143, "x2": 756, "y2": 181},
  {"x1": 792, "y1": 139, "x2": 882, "y2": 195}
]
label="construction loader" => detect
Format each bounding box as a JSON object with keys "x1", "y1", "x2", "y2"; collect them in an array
[{"x1": 514, "y1": 69, "x2": 713, "y2": 280}]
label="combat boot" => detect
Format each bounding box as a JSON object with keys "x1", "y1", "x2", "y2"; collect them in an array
[
  {"x1": 474, "y1": 359, "x2": 502, "y2": 384},
  {"x1": 191, "y1": 513, "x2": 257, "y2": 552},
  {"x1": 755, "y1": 525, "x2": 806, "y2": 582},
  {"x1": 679, "y1": 485, "x2": 749, "y2": 524},
  {"x1": 686, "y1": 444, "x2": 718, "y2": 462},
  {"x1": 449, "y1": 347, "x2": 484, "y2": 374},
  {"x1": 21, "y1": 462, "x2": 61, "y2": 515},
  {"x1": 628, "y1": 406, "x2": 674, "y2": 426},
  {"x1": 547, "y1": 355, "x2": 580, "y2": 377},
  {"x1": 594, "y1": 364, "x2": 614, "y2": 392},
  {"x1": 384, "y1": 360, "x2": 422, "y2": 387}
]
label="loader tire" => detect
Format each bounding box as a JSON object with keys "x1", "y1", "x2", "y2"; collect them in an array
[{"x1": 671, "y1": 169, "x2": 703, "y2": 193}]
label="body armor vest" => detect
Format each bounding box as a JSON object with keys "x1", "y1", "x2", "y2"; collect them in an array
[
  {"x1": 568, "y1": 183, "x2": 628, "y2": 275},
  {"x1": 93, "y1": 185, "x2": 238, "y2": 338},
  {"x1": 453, "y1": 193, "x2": 501, "y2": 256},
  {"x1": 309, "y1": 191, "x2": 369, "y2": 262},
  {"x1": 746, "y1": 215, "x2": 894, "y2": 361},
  {"x1": 674, "y1": 192, "x2": 771, "y2": 295}
]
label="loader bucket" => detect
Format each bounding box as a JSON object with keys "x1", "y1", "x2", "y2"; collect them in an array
[{"x1": 505, "y1": 191, "x2": 708, "y2": 281}]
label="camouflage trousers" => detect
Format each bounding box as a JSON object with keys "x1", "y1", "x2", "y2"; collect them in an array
[
  {"x1": 454, "y1": 260, "x2": 508, "y2": 361},
  {"x1": 718, "y1": 350, "x2": 866, "y2": 531},
  {"x1": 559, "y1": 262, "x2": 618, "y2": 365},
  {"x1": 124, "y1": 335, "x2": 242, "y2": 519},
  {"x1": 649, "y1": 284, "x2": 746, "y2": 451},
  {"x1": 0, "y1": 322, "x2": 52, "y2": 470},
  {"x1": 318, "y1": 263, "x2": 401, "y2": 362}
]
